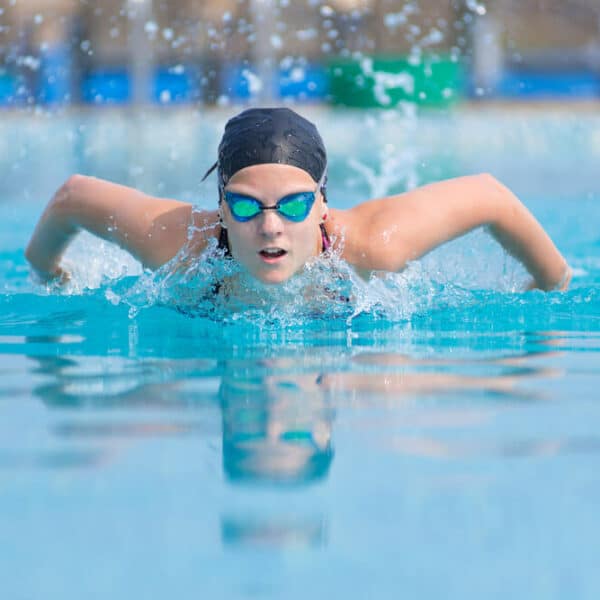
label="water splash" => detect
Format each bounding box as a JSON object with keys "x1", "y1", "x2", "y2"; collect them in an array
[
  {"x1": 360, "y1": 57, "x2": 414, "y2": 107},
  {"x1": 117, "y1": 238, "x2": 361, "y2": 324},
  {"x1": 104, "y1": 230, "x2": 519, "y2": 328},
  {"x1": 58, "y1": 231, "x2": 143, "y2": 294}
]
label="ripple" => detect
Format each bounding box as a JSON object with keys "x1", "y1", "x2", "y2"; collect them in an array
[
  {"x1": 0, "y1": 449, "x2": 105, "y2": 469},
  {"x1": 0, "y1": 334, "x2": 84, "y2": 345},
  {"x1": 389, "y1": 435, "x2": 600, "y2": 460}
]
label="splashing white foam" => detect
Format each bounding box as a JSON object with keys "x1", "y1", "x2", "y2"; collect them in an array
[
  {"x1": 56, "y1": 230, "x2": 143, "y2": 294},
  {"x1": 40, "y1": 213, "x2": 530, "y2": 327}
]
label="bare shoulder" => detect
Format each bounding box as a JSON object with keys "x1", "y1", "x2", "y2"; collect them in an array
[
  {"x1": 185, "y1": 209, "x2": 220, "y2": 256},
  {"x1": 326, "y1": 174, "x2": 501, "y2": 272},
  {"x1": 326, "y1": 196, "x2": 418, "y2": 270},
  {"x1": 139, "y1": 207, "x2": 220, "y2": 269}
]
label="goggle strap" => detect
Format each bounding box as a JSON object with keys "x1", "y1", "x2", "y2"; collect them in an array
[{"x1": 201, "y1": 161, "x2": 218, "y2": 182}]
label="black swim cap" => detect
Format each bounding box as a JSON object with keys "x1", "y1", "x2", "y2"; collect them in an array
[{"x1": 203, "y1": 107, "x2": 327, "y2": 188}]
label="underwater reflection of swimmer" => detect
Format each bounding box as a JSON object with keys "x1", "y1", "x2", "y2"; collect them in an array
[
  {"x1": 28, "y1": 345, "x2": 561, "y2": 478},
  {"x1": 221, "y1": 514, "x2": 327, "y2": 550},
  {"x1": 217, "y1": 371, "x2": 333, "y2": 550},
  {"x1": 28, "y1": 354, "x2": 221, "y2": 468},
  {"x1": 30, "y1": 354, "x2": 219, "y2": 409},
  {"x1": 28, "y1": 354, "x2": 335, "y2": 485},
  {"x1": 219, "y1": 374, "x2": 334, "y2": 485},
  {"x1": 265, "y1": 348, "x2": 563, "y2": 402}
]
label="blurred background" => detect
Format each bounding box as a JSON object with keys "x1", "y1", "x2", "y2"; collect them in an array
[{"x1": 0, "y1": 0, "x2": 599, "y2": 109}]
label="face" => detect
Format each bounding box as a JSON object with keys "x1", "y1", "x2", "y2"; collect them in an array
[{"x1": 220, "y1": 163, "x2": 327, "y2": 284}]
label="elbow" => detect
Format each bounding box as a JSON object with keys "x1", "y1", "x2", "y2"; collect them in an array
[
  {"x1": 25, "y1": 175, "x2": 88, "y2": 273},
  {"x1": 41, "y1": 175, "x2": 85, "y2": 234},
  {"x1": 475, "y1": 172, "x2": 499, "y2": 185},
  {"x1": 475, "y1": 172, "x2": 517, "y2": 226},
  {"x1": 56, "y1": 174, "x2": 86, "y2": 209},
  {"x1": 50, "y1": 174, "x2": 93, "y2": 228},
  {"x1": 64, "y1": 173, "x2": 86, "y2": 188},
  {"x1": 49, "y1": 176, "x2": 76, "y2": 215},
  {"x1": 475, "y1": 172, "x2": 506, "y2": 202}
]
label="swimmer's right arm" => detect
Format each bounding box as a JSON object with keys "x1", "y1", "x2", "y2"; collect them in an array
[{"x1": 25, "y1": 175, "x2": 217, "y2": 280}]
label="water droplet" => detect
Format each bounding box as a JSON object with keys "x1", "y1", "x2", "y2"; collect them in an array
[
  {"x1": 421, "y1": 27, "x2": 444, "y2": 46},
  {"x1": 466, "y1": 0, "x2": 487, "y2": 16},
  {"x1": 296, "y1": 28, "x2": 317, "y2": 41},
  {"x1": 384, "y1": 13, "x2": 407, "y2": 28},
  {"x1": 144, "y1": 21, "x2": 159, "y2": 36},
  {"x1": 241, "y1": 69, "x2": 263, "y2": 94},
  {"x1": 290, "y1": 67, "x2": 305, "y2": 82}
]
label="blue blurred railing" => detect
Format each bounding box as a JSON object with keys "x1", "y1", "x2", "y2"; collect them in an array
[{"x1": 1, "y1": 54, "x2": 599, "y2": 107}]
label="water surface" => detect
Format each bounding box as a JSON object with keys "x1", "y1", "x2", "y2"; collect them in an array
[{"x1": 1, "y1": 107, "x2": 599, "y2": 599}]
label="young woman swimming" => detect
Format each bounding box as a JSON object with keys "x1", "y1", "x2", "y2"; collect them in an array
[{"x1": 25, "y1": 107, "x2": 571, "y2": 291}]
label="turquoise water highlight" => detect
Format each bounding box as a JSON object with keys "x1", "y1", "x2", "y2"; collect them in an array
[{"x1": 1, "y1": 107, "x2": 600, "y2": 599}]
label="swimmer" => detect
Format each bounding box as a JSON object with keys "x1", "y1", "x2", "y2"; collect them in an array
[{"x1": 25, "y1": 107, "x2": 572, "y2": 291}]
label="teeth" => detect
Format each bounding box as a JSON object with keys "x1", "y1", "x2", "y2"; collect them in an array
[{"x1": 262, "y1": 248, "x2": 285, "y2": 256}]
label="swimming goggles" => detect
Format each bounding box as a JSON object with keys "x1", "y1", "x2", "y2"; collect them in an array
[{"x1": 223, "y1": 190, "x2": 316, "y2": 222}]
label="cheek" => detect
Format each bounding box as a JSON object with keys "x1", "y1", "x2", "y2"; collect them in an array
[
  {"x1": 293, "y1": 221, "x2": 320, "y2": 257},
  {"x1": 225, "y1": 225, "x2": 255, "y2": 261}
]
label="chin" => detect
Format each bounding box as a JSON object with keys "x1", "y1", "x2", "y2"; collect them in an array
[{"x1": 253, "y1": 268, "x2": 294, "y2": 285}]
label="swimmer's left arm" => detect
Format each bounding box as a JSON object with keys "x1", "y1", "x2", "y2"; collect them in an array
[{"x1": 339, "y1": 173, "x2": 570, "y2": 291}]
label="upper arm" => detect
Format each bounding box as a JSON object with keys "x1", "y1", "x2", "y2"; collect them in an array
[
  {"x1": 63, "y1": 175, "x2": 213, "y2": 268},
  {"x1": 340, "y1": 174, "x2": 504, "y2": 271}
]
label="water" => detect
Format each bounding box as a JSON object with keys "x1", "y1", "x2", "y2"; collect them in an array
[{"x1": 1, "y1": 106, "x2": 600, "y2": 599}]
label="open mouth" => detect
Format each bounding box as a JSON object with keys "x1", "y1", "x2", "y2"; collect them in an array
[{"x1": 259, "y1": 248, "x2": 287, "y2": 260}]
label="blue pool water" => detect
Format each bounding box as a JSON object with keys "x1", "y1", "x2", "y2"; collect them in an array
[{"x1": 1, "y1": 107, "x2": 600, "y2": 599}]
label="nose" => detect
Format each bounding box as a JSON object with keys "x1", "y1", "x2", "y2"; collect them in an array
[{"x1": 257, "y1": 208, "x2": 284, "y2": 238}]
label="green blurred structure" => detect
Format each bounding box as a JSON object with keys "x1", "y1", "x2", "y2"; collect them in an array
[{"x1": 329, "y1": 55, "x2": 465, "y2": 108}]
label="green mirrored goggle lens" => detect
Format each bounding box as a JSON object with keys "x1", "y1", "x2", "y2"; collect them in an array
[
  {"x1": 224, "y1": 191, "x2": 315, "y2": 222},
  {"x1": 278, "y1": 195, "x2": 313, "y2": 220},
  {"x1": 232, "y1": 199, "x2": 261, "y2": 219}
]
